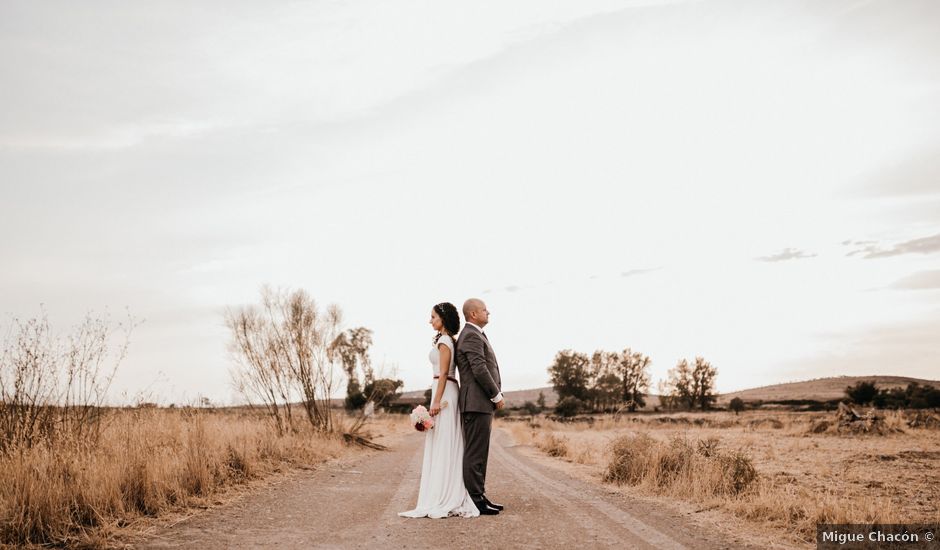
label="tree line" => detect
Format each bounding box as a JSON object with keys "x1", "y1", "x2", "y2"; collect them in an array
[
  {"x1": 547, "y1": 348, "x2": 719, "y2": 416},
  {"x1": 845, "y1": 380, "x2": 940, "y2": 409}
]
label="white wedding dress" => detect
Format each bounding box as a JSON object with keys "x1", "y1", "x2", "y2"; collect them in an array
[{"x1": 398, "y1": 334, "x2": 480, "y2": 519}]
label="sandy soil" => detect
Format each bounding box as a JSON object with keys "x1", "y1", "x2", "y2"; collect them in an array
[{"x1": 130, "y1": 427, "x2": 770, "y2": 549}]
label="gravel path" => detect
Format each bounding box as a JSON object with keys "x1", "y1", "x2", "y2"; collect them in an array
[{"x1": 135, "y1": 428, "x2": 763, "y2": 549}]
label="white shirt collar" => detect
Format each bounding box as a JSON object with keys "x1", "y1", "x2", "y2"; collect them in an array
[{"x1": 465, "y1": 321, "x2": 485, "y2": 334}]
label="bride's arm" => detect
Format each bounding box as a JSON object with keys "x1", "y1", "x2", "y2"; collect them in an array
[{"x1": 430, "y1": 344, "x2": 450, "y2": 416}]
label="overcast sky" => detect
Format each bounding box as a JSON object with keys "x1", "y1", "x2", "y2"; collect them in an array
[{"x1": 2, "y1": 0, "x2": 938, "y2": 405}]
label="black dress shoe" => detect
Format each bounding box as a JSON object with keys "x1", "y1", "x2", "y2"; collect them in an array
[
  {"x1": 482, "y1": 496, "x2": 504, "y2": 511},
  {"x1": 473, "y1": 499, "x2": 500, "y2": 515}
]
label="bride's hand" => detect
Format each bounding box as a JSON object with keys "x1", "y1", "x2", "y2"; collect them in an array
[{"x1": 430, "y1": 402, "x2": 442, "y2": 416}]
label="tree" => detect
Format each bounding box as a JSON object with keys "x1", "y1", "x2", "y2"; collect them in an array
[
  {"x1": 345, "y1": 379, "x2": 368, "y2": 410},
  {"x1": 270, "y1": 287, "x2": 344, "y2": 432},
  {"x1": 227, "y1": 304, "x2": 296, "y2": 435},
  {"x1": 662, "y1": 357, "x2": 718, "y2": 410},
  {"x1": 907, "y1": 383, "x2": 940, "y2": 408},
  {"x1": 329, "y1": 327, "x2": 374, "y2": 410},
  {"x1": 729, "y1": 397, "x2": 745, "y2": 415},
  {"x1": 555, "y1": 396, "x2": 583, "y2": 417},
  {"x1": 548, "y1": 350, "x2": 591, "y2": 402},
  {"x1": 227, "y1": 286, "x2": 348, "y2": 434},
  {"x1": 691, "y1": 357, "x2": 718, "y2": 410},
  {"x1": 364, "y1": 378, "x2": 404, "y2": 410},
  {"x1": 869, "y1": 382, "x2": 940, "y2": 409},
  {"x1": 845, "y1": 381, "x2": 877, "y2": 405},
  {"x1": 616, "y1": 349, "x2": 651, "y2": 411},
  {"x1": 588, "y1": 351, "x2": 620, "y2": 411},
  {"x1": 657, "y1": 379, "x2": 677, "y2": 410},
  {"x1": 594, "y1": 373, "x2": 623, "y2": 412},
  {"x1": 664, "y1": 359, "x2": 695, "y2": 410},
  {"x1": 536, "y1": 391, "x2": 546, "y2": 411}
]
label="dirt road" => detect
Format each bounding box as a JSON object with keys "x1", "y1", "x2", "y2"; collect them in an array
[{"x1": 135, "y1": 428, "x2": 763, "y2": 549}]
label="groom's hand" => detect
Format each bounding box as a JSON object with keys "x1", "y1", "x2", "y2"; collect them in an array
[{"x1": 495, "y1": 400, "x2": 505, "y2": 410}]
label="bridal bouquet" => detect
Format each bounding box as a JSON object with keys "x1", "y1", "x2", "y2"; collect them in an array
[{"x1": 410, "y1": 401, "x2": 448, "y2": 431}]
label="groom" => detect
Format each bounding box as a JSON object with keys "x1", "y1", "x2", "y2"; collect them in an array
[{"x1": 456, "y1": 298, "x2": 505, "y2": 516}]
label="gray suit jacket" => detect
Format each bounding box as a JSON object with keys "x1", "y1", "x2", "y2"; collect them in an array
[{"x1": 455, "y1": 323, "x2": 502, "y2": 414}]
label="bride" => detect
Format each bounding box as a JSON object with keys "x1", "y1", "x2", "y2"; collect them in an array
[{"x1": 398, "y1": 302, "x2": 480, "y2": 519}]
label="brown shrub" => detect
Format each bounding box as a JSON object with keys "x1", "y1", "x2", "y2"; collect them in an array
[
  {"x1": 747, "y1": 418, "x2": 784, "y2": 430},
  {"x1": 906, "y1": 411, "x2": 940, "y2": 429},
  {"x1": 696, "y1": 436, "x2": 720, "y2": 457},
  {"x1": 226, "y1": 443, "x2": 253, "y2": 480},
  {"x1": 809, "y1": 420, "x2": 831, "y2": 434},
  {"x1": 537, "y1": 433, "x2": 569, "y2": 458},
  {"x1": 714, "y1": 451, "x2": 758, "y2": 495},
  {"x1": 603, "y1": 433, "x2": 656, "y2": 485},
  {"x1": 603, "y1": 433, "x2": 757, "y2": 498}
]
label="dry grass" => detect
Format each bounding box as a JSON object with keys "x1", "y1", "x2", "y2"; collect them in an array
[
  {"x1": 506, "y1": 409, "x2": 940, "y2": 545},
  {"x1": 0, "y1": 407, "x2": 400, "y2": 548},
  {"x1": 535, "y1": 433, "x2": 569, "y2": 458},
  {"x1": 603, "y1": 433, "x2": 757, "y2": 498}
]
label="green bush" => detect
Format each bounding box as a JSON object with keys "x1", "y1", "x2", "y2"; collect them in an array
[
  {"x1": 554, "y1": 396, "x2": 583, "y2": 417},
  {"x1": 522, "y1": 401, "x2": 541, "y2": 415},
  {"x1": 845, "y1": 381, "x2": 877, "y2": 405}
]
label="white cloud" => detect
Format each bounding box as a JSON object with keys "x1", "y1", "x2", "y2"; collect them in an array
[
  {"x1": 755, "y1": 248, "x2": 818, "y2": 262},
  {"x1": 892, "y1": 270, "x2": 940, "y2": 290}
]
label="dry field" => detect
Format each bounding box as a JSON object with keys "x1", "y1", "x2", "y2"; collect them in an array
[
  {"x1": 503, "y1": 409, "x2": 940, "y2": 547},
  {"x1": 0, "y1": 407, "x2": 407, "y2": 549}
]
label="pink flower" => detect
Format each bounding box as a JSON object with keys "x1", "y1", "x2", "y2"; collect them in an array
[{"x1": 410, "y1": 405, "x2": 435, "y2": 431}]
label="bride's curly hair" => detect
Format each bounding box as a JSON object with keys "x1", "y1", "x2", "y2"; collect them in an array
[{"x1": 433, "y1": 302, "x2": 461, "y2": 344}]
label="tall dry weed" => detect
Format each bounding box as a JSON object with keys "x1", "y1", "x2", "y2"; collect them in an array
[
  {"x1": 537, "y1": 433, "x2": 570, "y2": 458},
  {"x1": 603, "y1": 433, "x2": 757, "y2": 499},
  {"x1": 181, "y1": 417, "x2": 215, "y2": 496},
  {"x1": 0, "y1": 408, "x2": 351, "y2": 548},
  {"x1": 726, "y1": 479, "x2": 901, "y2": 541}
]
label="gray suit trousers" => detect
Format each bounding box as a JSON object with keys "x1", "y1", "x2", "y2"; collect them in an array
[{"x1": 462, "y1": 411, "x2": 492, "y2": 499}]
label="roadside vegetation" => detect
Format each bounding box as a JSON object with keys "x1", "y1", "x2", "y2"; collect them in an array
[
  {"x1": 1, "y1": 289, "x2": 404, "y2": 548},
  {"x1": 497, "y1": 350, "x2": 939, "y2": 546},
  {"x1": 504, "y1": 409, "x2": 938, "y2": 545}
]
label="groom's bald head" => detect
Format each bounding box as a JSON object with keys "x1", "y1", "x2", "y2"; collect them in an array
[{"x1": 463, "y1": 298, "x2": 490, "y2": 328}]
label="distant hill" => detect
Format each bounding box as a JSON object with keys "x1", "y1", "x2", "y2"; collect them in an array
[
  {"x1": 717, "y1": 375, "x2": 940, "y2": 404},
  {"x1": 399, "y1": 375, "x2": 940, "y2": 409}
]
